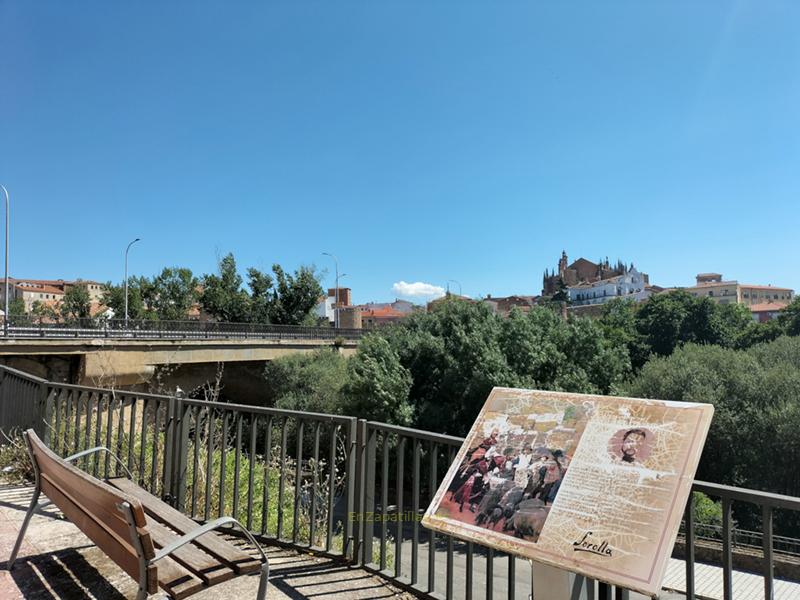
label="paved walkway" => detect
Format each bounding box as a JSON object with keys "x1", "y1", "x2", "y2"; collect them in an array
[{"x1": 0, "y1": 484, "x2": 413, "y2": 600}]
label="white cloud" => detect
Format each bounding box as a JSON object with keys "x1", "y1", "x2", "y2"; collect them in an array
[{"x1": 392, "y1": 281, "x2": 446, "y2": 299}]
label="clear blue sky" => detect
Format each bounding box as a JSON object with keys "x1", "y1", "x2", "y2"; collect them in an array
[{"x1": 2, "y1": 1, "x2": 798, "y2": 304}]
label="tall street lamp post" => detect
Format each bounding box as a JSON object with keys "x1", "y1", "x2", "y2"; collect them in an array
[
  {"x1": 1, "y1": 185, "x2": 9, "y2": 336},
  {"x1": 447, "y1": 279, "x2": 462, "y2": 297},
  {"x1": 124, "y1": 238, "x2": 141, "y2": 325},
  {"x1": 322, "y1": 252, "x2": 339, "y2": 328}
]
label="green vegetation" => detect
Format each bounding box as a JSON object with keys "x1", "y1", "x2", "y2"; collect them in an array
[
  {"x1": 99, "y1": 252, "x2": 323, "y2": 325},
  {"x1": 264, "y1": 293, "x2": 800, "y2": 512},
  {"x1": 60, "y1": 282, "x2": 93, "y2": 320},
  {"x1": 201, "y1": 253, "x2": 323, "y2": 326}
]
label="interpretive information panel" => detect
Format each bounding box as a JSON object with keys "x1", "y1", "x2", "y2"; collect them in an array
[{"x1": 421, "y1": 387, "x2": 714, "y2": 597}]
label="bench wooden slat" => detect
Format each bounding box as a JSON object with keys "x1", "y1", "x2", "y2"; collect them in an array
[
  {"x1": 147, "y1": 519, "x2": 234, "y2": 586},
  {"x1": 155, "y1": 554, "x2": 206, "y2": 600},
  {"x1": 109, "y1": 477, "x2": 262, "y2": 574},
  {"x1": 30, "y1": 438, "x2": 149, "y2": 531},
  {"x1": 40, "y1": 475, "x2": 158, "y2": 594}
]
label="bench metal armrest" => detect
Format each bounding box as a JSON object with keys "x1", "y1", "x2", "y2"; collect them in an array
[
  {"x1": 150, "y1": 516, "x2": 268, "y2": 565},
  {"x1": 65, "y1": 446, "x2": 135, "y2": 480}
]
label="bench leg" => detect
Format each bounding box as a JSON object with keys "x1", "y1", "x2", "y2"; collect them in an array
[
  {"x1": 256, "y1": 561, "x2": 270, "y2": 600},
  {"x1": 9, "y1": 487, "x2": 41, "y2": 570}
]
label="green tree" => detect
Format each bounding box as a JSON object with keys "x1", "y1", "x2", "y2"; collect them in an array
[
  {"x1": 263, "y1": 348, "x2": 349, "y2": 414},
  {"x1": 342, "y1": 335, "x2": 414, "y2": 425},
  {"x1": 777, "y1": 297, "x2": 800, "y2": 336},
  {"x1": 147, "y1": 267, "x2": 198, "y2": 321},
  {"x1": 30, "y1": 300, "x2": 59, "y2": 323},
  {"x1": 8, "y1": 297, "x2": 26, "y2": 316},
  {"x1": 200, "y1": 253, "x2": 250, "y2": 322},
  {"x1": 100, "y1": 278, "x2": 152, "y2": 320},
  {"x1": 60, "y1": 284, "x2": 92, "y2": 320},
  {"x1": 626, "y1": 336, "x2": 800, "y2": 534},
  {"x1": 247, "y1": 264, "x2": 323, "y2": 325}
]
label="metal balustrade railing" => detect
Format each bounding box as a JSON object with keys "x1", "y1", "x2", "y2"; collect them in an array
[
  {"x1": 0, "y1": 316, "x2": 364, "y2": 341},
  {"x1": 1, "y1": 363, "x2": 799, "y2": 600}
]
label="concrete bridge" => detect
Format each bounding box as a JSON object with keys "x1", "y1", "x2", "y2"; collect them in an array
[{"x1": 0, "y1": 320, "x2": 361, "y2": 393}]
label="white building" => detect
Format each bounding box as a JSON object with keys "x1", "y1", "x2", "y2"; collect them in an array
[{"x1": 568, "y1": 268, "x2": 649, "y2": 306}]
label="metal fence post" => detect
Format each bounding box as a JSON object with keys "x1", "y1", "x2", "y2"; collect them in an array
[
  {"x1": 163, "y1": 397, "x2": 176, "y2": 503},
  {"x1": 172, "y1": 399, "x2": 190, "y2": 511},
  {"x1": 343, "y1": 417, "x2": 358, "y2": 561},
  {"x1": 40, "y1": 382, "x2": 53, "y2": 446},
  {"x1": 363, "y1": 423, "x2": 377, "y2": 566},
  {"x1": 352, "y1": 418, "x2": 366, "y2": 563}
]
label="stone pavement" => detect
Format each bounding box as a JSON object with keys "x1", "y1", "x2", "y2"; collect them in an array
[{"x1": 0, "y1": 484, "x2": 414, "y2": 600}]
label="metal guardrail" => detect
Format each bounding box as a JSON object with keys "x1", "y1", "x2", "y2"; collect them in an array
[
  {"x1": 1, "y1": 363, "x2": 798, "y2": 600},
  {"x1": 0, "y1": 316, "x2": 364, "y2": 341}
]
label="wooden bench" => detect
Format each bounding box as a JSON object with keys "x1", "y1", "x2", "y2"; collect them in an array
[{"x1": 9, "y1": 429, "x2": 269, "y2": 600}]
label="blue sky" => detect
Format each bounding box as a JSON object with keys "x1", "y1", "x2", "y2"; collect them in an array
[{"x1": 2, "y1": 1, "x2": 798, "y2": 304}]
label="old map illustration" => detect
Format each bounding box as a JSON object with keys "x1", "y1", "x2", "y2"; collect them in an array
[{"x1": 421, "y1": 387, "x2": 714, "y2": 597}]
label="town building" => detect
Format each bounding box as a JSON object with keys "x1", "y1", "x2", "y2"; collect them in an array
[
  {"x1": 542, "y1": 251, "x2": 648, "y2": 296},
  {"x1": 315, "y1": 287, "x2": 353, "y2": 324},
  {"x1": 568, "y1": 267, "x2": 650, "y2": 306},
  {"x1": 682, "y1": 274, "x2": 794, "y2": 308},
  {"x1": 482, "y1": 295, "x2": 539, "y2": 316},
  {"x1": 0, "y1": 278, "x2": 105, "y2": 313}
]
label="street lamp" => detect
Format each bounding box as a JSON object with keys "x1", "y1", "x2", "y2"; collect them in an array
[
  {"x1": 124, "y1": 238, "x2": 141, "y2": 325},
  {"x1": 1, "y1": 185, "x2": 8, "y2": 336},
  {"x1": 322, "y1": 252, "x2": 340, "y2": 328},
  {"x1": 447, "y1": 279, "x2": 462, "y2": 297}
]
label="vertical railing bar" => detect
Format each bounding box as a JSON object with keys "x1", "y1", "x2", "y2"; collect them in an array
[
  {"x1": 363, "y1": 425, "x2": 377, "y2": 566},
  {"x1": 465, "y1": 541, "x2": 473, "y2": 600},
  {"x1": 138, "y1": 398, "x2": 149, "y2": 486},
  {"x1": 54, "y1": 387, "x2": 62, "y2": 454},
  {"x1": 722, "y1": 497, "x2": 733, "y2": 600},
  {"x1": 292, "y1": 420, "x2": 304, "y2": 544},
  {"x1": 411, "y1": 437, "x2": 420, "y2": 585},
  {"x1": 218, "y1": 410, "x2": 229, "y2": 518},
  {"x1": 73, "y1": 390, "x2": 83, "y2": 457},
  {"x1": 246, "y1": 414, "x2": 257, "y2": 531},
  {"x1": 93, "y1": 392, "x2": 103, "y2": 477},
  {"x1": 60, "y1": 389, "x2": 70, "y2": 455},
  {"x1": 104, "y1": 393, "x2": 114, "y2": 478},
  {"x1": 427, "y1": 441, "x2": 437, "y2": 593},
  {"x1": 310, "y1": 421, "x2": 320, "y2": 548},
  {"x1": 127, "y1": 397, "x2": 137, "y2": 473},
  {"x1": 380, "y1": 432, "x2": 389, "y2": 571},
  {"x1": 83, "y1": 392, "x2": 94, "y2": 471},
  {"x1": 262, "y1": 416, "x2": 273, "y2": 536},
  {"x1": 204, "y1": 406, "x2": 215, "y2": 521},
  {"x1": 684, "y1": 492, "x2": 695, "y2": 600},
  {"x1": 486, "y1": 547, "x2": 494, "y2": 599},
  {"x1": 189, "y1": 406, "x2": 201, "y2": 518},
  {"x1": 150, "y1": 399, "x2": 161, "y2": 493},
  {"x1": 763, "y1": 505, "x2": 774, "y2": 600},
  {"x1": 507, "y1": 553, "x2": 516, "y2": 600},
  {"x1": 394, "y1": 435, "x2": 405, "y2": 579},
  {"x1": 325, "y1": 422, "x2": 337, "y2": 552},
  {"x1": 446, "y1": 445, "x2": 455, "y2": 600},
  {"x1": 232, "y1": 413, "x2": 243, "y2": 522},
  {"x1": 115, "y1": 393, "x2": 125, "y2": 478},
  {"x1": 277, "y1": 417, "x2": 288, "y2": 539}
]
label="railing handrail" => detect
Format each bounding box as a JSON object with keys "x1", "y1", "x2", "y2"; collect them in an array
[{"x1": 0, "y1": 316, "x2": 365, "y2": 341}]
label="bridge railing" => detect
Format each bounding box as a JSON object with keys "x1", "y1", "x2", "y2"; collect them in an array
[
  {"x1": 1, "y1": 315, "x2": 364, "y2": 341},
  {"x1": 1, "y1": 363, "x2": 799, "y2": 600}
]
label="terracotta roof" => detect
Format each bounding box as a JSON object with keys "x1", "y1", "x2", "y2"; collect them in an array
[
  {"x1": 749, "y1": 302, "x2": 789, "y2": 312},
  {"x1": 15, "y1": 284, "x2": 64, "y2": 295},
  {"x1": 361, "y1": 306, "x2": 406, "y2": 318}
]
